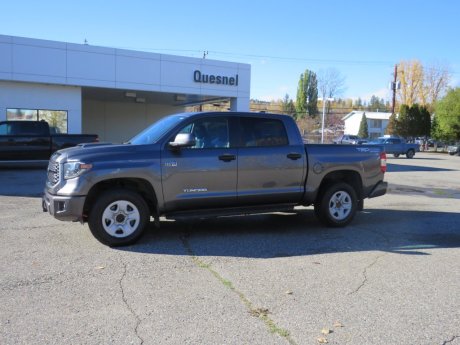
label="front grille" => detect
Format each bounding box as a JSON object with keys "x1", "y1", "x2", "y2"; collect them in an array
[{"x1": 47, "y1": 160, "x2": 60, "y2": 186}]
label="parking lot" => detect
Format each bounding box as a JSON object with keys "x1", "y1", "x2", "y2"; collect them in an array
[{"x1": 1, "y1": 152, "x2": 459, "y2": 345}]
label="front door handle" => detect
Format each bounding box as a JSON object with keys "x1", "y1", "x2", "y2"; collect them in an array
[
  {"x1": 218, "y1": 154, "x2": 236, "y2": 162},
  {"x1": 287, "y1": 153, "x2": 302, "y2": 160}
]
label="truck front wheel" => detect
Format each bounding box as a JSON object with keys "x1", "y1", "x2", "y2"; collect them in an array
[
  {"x1": 314, "y1": 182, "x2": 357, "y2": 227},
  {"x1": 406, "y1": 149, "x2": 415, "y2": 159},
  {"x1": 88, "y1": 189, "x2": 149, "y2": 246}
]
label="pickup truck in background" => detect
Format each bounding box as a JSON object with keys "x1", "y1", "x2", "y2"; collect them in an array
[
  {"x1": 367, "y1": 136, "x2": 419, "y2": 158},
  {"x1": 43, "y1": 112, "x2": 388, "y2": 246},
  {"x1": 332, "y1": 134, "x2": 367, "y2": 145},
  {"x1": 0, "y1": 121, "x2": 98, "y2": 164}
]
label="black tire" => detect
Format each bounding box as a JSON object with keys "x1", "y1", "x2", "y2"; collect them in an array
[
  {"x1": 314, "y1": 182, "x2": 358, "y2": 227},
  {"x1": 393, "y1": 153, "x2": 400, "y2": 158},
  {"x1": 406, "y1": 149, "x2": 415, "y2": 159},
  {"x1": 88, "y1": 189, "x2": 149, "y2": 246}
]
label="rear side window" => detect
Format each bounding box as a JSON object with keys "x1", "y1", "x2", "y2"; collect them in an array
[
  {"x1": 9, "y1": 122, "x2": 48, "y2": 136},
  {"x1": 240, "y1": 118, "x2": 289, "y2": 147}
]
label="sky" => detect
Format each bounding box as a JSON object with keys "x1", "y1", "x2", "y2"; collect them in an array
[{"x1": 1, "y1": 0, "x2": 459, "y2": 102}]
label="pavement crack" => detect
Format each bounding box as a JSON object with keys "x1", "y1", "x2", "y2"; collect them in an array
[
  {"x1": 348, "y1": 253, "x2": 386, "y2": 296},
  {"x1": 119, "y1": 261, "x2": 144, "y2": 345},
  {"x1": 442, "y1": 335, "x2": 459, "y2": 345},
  {"x1": 181, "y1": 232, "x2": 298, "y2": 345}
]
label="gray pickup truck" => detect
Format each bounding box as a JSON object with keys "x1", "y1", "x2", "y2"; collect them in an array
[{"x1": 43, "y1": 112, "x2": 388, "y2": 246}]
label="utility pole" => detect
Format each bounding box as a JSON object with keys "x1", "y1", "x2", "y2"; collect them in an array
[{"x1": 391, "y1": 64, "x2": 398, "y2": 114}]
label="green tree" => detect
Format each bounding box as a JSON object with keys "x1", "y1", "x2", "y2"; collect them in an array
[
  {"x1": 354, "y1": 98, "x2": 363, "y2": 109},
  {"x1": 431, "y1": 114, "x2": 442, "y2": 140},
  {"x1": 390, "y1": 104, "x2": 431, "y2": 138},
  {"x1": 419, "y1": 106, "x2": 431, "y2": 138},
  {"x1": 281, "y1": 94, "x2": 296, "y2": 116},
  {"x1": 296, "y1": 69, "x2": 318, "y2": 119},
  {"x1": 386, "y1": 113, "x2": 398, "y2": 135},
  {"x1": 358, "y1": 113, "x2": 369, "y2": 138},
  {"x1": 434, "y1": 88, "x2": 460, "y2": 140},
  {"x1": 368, "y1": 95, "x2": 388, "y2": 112},
  {"x1": 397, "y1": 104, "x2": 411, "y2": 137},
  {"x1": 307, "y1": 72, "x2": 318, "y2": 116}
]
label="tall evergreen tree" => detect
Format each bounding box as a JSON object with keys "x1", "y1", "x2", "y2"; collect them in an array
[
  {"x1": 295, "y1": 74, "x2": 307, "y2": 119},
  {"x1": 295, "y1": 69, "x2": 318, "y2": 119},
  {"x1": 307, "y1": 72, "x2": 318, "y2": 117},
  {"x1": 358, "y1": 113, "x2": 369, "y2": 138},
  {"x1": 397, "y1": 104, "x2": 411, "y2": 137},
  {"x1": 385, "y1": 113, "x2": 398, "y2": 135}
]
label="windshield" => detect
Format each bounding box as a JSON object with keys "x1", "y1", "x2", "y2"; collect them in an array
[{"x1": 129, "y1": 114, "x2": 189, "y2": 145}]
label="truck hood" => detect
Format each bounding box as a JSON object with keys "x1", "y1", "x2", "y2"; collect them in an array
[{"x1": 53, "y1": 142, "x2": 160, "y2": 163}]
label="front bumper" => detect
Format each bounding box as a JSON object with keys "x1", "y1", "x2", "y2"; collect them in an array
[
  {"x1": 368, "y1": 181, "x2": 388, "y2": 199},
  {"x1": 42, "y1": 189, "x2": 86, "y2": 222}
]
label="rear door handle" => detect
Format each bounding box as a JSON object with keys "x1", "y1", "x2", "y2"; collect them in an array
[
  {"x1": 218, "y1": 154, "x2": 236, "y2": 162},
  {"x1": 287, "y1": 153, "x2": 302, "y2": 160}
]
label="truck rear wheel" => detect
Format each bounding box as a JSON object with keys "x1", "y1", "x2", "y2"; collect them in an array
[
  {"x1": 88, "y1": 189, "x2": 149, "y2": 246},
  {"x1": 314, "y1": 182, "x2": 357, "y2": 227},
  {"x1": 406, "y1": 149, "x2": 415, "y2": 159}
]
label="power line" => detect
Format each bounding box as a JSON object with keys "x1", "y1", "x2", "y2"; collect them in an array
[{"x1": 94, "y1": 43, "x2": 459, "y2": 74}]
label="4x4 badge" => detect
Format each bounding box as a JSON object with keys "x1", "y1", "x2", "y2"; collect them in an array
[{"x1": 164, "y1": 161, "x2": 177, "y2": 167}]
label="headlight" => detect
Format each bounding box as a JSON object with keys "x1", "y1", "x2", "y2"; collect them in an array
[{"x1": 63, "y1": 162, "x2": 92, "y2": 180}]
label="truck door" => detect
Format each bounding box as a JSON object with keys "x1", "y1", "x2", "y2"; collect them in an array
[
  {"x1": 237, "y1": 117, "x2": 305, "y2": 205},
  {"x1": 388, "y1": 138, "x2": 403, "y2": 153},
  {"x1": 161, "y1": 116, "x2": 238, "y2": 212}
]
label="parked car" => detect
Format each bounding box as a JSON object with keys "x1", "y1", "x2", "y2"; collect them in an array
[
  {"x1": 447, "y1": 142, "x2": 460, "y2": 156},
  {"x1": 367, "y1": 136, "x2": 419, "y2": 158},
  {"x1": 333, "y1": 134, "x2": 365, "y2": 145},
  {"x1": 0, "y1": 121, "x2": 98, "y2": 164},
  {"x1": 43, "y1": 111, "x2": 388, "y2": 246}
]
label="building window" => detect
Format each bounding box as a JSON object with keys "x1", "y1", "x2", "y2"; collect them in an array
[
  {"x1": 371, "y1": 119, "x2": 382, "y2": 128},
  {"x1": 6, "y1": 108, "x2": 68, "y2": 133}
]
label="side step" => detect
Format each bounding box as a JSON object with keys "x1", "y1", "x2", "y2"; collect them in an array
[{"x1": 165, "y1": 203, "x2": 297, "y2": 221}]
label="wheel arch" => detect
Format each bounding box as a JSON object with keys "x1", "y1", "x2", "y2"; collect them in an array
[
  {"x1": 83, "y1": 178, "x2": 158, "y2": 221},
  {"x1": 315, "y1": 170, "x2": 363, "y2": 204}
]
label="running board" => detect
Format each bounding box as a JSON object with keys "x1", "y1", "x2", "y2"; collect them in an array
[{"x1": 165, "y1": 203, "x2": 297, "y2": 221}]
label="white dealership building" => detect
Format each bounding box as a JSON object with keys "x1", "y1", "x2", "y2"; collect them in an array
[{"x1": 0, "y1": 35, "x2": 250, "y2": 142}]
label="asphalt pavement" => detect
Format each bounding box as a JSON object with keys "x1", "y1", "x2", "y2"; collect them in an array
[{"x1": 1, "y1": 152, "x2": 459, "y2": 345}]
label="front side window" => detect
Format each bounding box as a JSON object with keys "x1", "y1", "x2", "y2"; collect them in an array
[
  {"x1": 240, "y1": 118, "x2": 288, "y2": 147},
  {"x1": 178, "y1": 118, "x2": 230, "y2": 149}
]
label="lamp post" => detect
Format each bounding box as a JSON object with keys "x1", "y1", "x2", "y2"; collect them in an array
[{"x1": 319, "y1": 97, "x2": 334, "y2": 143}]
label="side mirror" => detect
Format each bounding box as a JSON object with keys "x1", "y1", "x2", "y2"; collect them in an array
[{"x1": 169, "y1": 133, "x2": 196, "y2": 149}]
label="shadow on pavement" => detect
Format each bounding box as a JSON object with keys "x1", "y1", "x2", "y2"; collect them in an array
[
  {"x1": 387, "y1": 163, "x2": 456, "y2": 173},
  {"x1": 119, "y1": 208, "x2": 460, "y2": 258}
]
